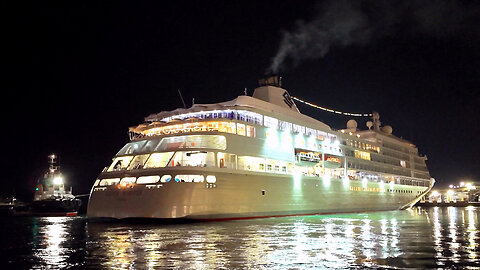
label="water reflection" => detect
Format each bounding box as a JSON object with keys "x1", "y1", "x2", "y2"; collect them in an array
[
  {"x1": 27, "y1": 216, "x2": 85, "y2": 269},
  {"x1": 3, "y1": 207, "x2": 477, "y2": 269},
  {"x1": 87, "y1": 209, "x2": 459, "y2": 269},
  {"x1": 430, "y1": 206, "x2": 479, "y2": 268}
]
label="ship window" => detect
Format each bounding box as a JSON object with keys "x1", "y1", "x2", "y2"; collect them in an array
[
  {"x1": 237, "y1": 123, "x2": 246, "y2": 136},
  {"x1": 144, "y1": 152, "x2": 174, "y2": 168},
  {"x1": 108, "y1": 156, "x2": 134, "y2": 172},
  {"x1": 120, "y1": 177, "x2": 136, "y2": 185},
  {"x1": 354, "y1": 150, "x2": 371, "y2": 161},
  {"x1": 169, "y1": 151, "x2": 215, "y2": 167},
  {"x1": 175, "y1": 175, "x2": 204, "y2": 183},
  {"x1": 264, "y1": 116, "x2": 278, "y2": 128},
  {"x1": 282, "y1": 166, "x2": 287, "y2": 173},
  {"x1": 141, "y1": 139, "x2": 160, "y2": 153},
  {"x1": 136, "y1": 176, "x2": 160, "y2": 184},
  {"x1": 155, "y1": 135, "x2": 227, "y2": 151},
  {"x1": 267, "y1": 164, "x2": 272, "y2": 172},
  {"x1": 127, "y1": 154, "x2": 150, "y2": 170},
  {"x1": 238, "y1": 156, "x2": 265, "y2": 172},
  {"x1": 160, "y1": 175, "x2": 172, "y2": 183},
  {"x1": 206, "y1": 175, "x2": 217, "y2": 183},
  {"x1": 99, "y1": 178, "x2": 120, "y2": 186},
  {"x1": 275, "y1": 165, "x2": 280, "y2": 172},
  {"x1": 94, "y1": 179, "x2": 100, "y2": 186},
  {"x1": 279, "y1": 121, "x2": 292, "y2": 132},
  {"x1": 246, "y1": 125, "x2": 255, "y2": 137},
  {"x1": 116, "y1": 141, "x2": 147, "y2": 156},
  {"x1": 217, "y1": 122, "x2": 236, "y2": 134}
]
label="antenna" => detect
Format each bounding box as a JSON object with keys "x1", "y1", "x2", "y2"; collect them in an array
[
  {"x1": 177, "y1": 89, "x2": 187, "y2": 108},
  {"x1": 192, "y1": 97, "x2": 195, "y2": 105},
  {"x1": 244, "y1": 88, "x2": 247, "y2": 96}
]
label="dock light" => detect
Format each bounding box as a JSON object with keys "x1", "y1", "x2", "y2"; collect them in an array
[
  {"x1": 466, "y1": 183, "x2": 475, "y2": 190},
  {"x1": 53, "y1": 176, "x2": 63, "y2": 185},
  {"x1": 447, "y1": 190, "x2": 454, "y2": 195},
  {"x1": 460, "y1": 182, "x2": 465, "y2": 187},
  {"x1": 431, "y1": 191, "x2": 439, "y2": 197}
]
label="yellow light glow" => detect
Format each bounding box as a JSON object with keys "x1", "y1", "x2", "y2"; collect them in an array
[{"x1": 431, "y1": 191, "x2": 439, "y2": 197}]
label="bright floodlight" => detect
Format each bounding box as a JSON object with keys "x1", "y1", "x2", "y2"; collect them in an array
[
  {"x1": 431, "y1": 191, "x2": 439, "y2": 197},
  {"x1": 53, "y1": 176, "x2": 63, "y2": 185}
]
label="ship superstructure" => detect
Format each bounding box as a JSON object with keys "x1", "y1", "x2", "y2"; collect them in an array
[{"x1": 87, "y1": 76, "x2": 434, "y2": 220}]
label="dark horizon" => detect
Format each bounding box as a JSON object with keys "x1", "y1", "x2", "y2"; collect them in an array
[{"x1": 4, "y1": 1, "x2": 480, "y2": 200}]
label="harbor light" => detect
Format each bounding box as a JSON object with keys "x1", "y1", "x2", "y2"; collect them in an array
[
  {"x1": 466, "y1": 183, "x2": 475, "y2": 190},
  {"x1": 431, "y1": 190, "x2": 439, "y2": 197},
  {"x1": 53, "y1": 176, "x2": 63, "y2": 185}
]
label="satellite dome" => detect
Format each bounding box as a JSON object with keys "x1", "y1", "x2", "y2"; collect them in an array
[
  {"x1": 382, "y1": 125, "x2": 393, "y2": 134},
  {"x1": 366, "y1": 121, "x2": 373, "y2": 129},
  {"x1": 346, "y1": 119, "x2": 358, "y2": 129}
]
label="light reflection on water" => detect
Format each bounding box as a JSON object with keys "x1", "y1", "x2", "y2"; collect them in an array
[{"x1": 1, "y1": 207, "x2": 479, "y2": 269}]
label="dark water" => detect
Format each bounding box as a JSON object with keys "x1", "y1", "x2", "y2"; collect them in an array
[{"x1": 1, "y1": 207, "x2": 479, "y2": 269}]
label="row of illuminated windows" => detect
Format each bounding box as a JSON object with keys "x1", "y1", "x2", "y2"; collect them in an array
[
  {"x1": 94, "y1": 174, "x2": 217, "y2": 186},
  {"x1": 346, "y1": 149, "x2": 413, "y2": 170},
  {"x1": 161, "y1": 110, "x2": 264, "y2": 126},
  {"x1": 386, "y1": 189, "x2": 414, "y2": 194},
  {"x1": 349, "y1": 186, "x2": 416, "y2": 194},
  {"x1": 354, "y1": 150, "x2": 371, "y2": 160},
  {"x1": 108, "y1": 151, "x2": 218, "y2": 171},
  {"x1": 346, "y1": 169, "x2": 430, "y2": 187},
  {"x1": 117, "y1": 135, "x2": 227, "y2": 156},
  {"x1": 350, "y1": 186, "x2": 385, "y2": 192},
  {"x1": 108, "y1": 151, "x2": 293, "y2": 174},
  {"x1": 345, "y1": 139, "x2": 380, "y2": 153},
  {"x1": 238, "y1": 156, "x2": 292, "y2": 174},
  {"x1": 157, "y1": 109, "x2": 335, "y2": 142},
  {"x1": 347, "y1": 161, "x2": 411, "y2": 177},
  {"x1": 141, "y1": 121, "x2": 255, "y2": 138},
  {"x1": 160, "y1": 110, "x2": 327, "y2": 140}
]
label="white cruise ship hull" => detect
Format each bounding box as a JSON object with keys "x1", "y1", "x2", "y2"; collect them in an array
[{"x1": 87, "y1": 168, "x2": 430, "y2": 220}]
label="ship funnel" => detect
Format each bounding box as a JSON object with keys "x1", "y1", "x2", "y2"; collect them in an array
[
  {"x1": 253, "y1": 75, "x2": 300, "y2": 113},
  {"x1": 258, "y1": 75, "x2": 282, "y2": 87}
]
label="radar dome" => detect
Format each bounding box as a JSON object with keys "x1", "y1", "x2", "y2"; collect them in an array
[
  {"x1": 366, "y1": 121, "x2": 373, "y2": 129},
  {"x1": 382, "y1": 125, "x2": 393, "y2": 134},
  {"x1": 346, "y1": 119, "x2": 358, "y2": 129}
]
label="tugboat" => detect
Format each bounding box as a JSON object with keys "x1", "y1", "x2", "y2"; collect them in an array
[{"x1": 30, "y1": 154, "x2": 81, "y2": 216}]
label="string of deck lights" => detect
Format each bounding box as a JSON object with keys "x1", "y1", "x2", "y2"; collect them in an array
[{"x1": 292, "y1": 96, "x2": 373, "y2": 117}]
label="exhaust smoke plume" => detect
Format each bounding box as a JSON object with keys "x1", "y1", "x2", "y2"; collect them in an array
[{"x1": 267, "y1": 0, "x2": 480, "y2": 74}]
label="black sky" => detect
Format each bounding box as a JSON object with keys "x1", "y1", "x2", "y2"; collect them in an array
[{"x1": 4, "y1": 1, "x2": 480, "y2": 199}]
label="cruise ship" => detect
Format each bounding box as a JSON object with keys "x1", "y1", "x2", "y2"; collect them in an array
[{"x1": 87, "y1": 76, "x2": 434, "y2": 220}]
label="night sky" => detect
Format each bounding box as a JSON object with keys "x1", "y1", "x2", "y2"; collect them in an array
[{"x1": 4, "y1": 1, "x2": 480, "y2": 199}]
